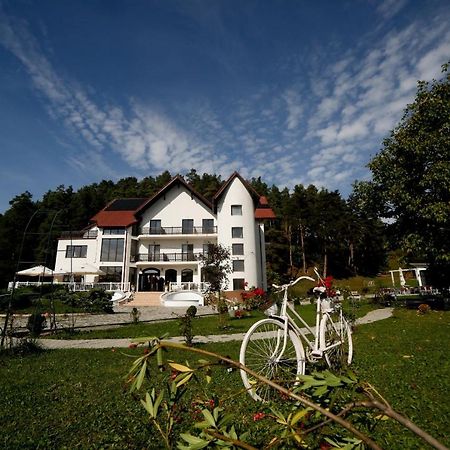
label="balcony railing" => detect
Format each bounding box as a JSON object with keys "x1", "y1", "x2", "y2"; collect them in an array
[
  {"x1": 140, "y1": 226, "x2": 217, "y2": 236},
  {"x1": 59, "y1": 230, "x2": 98, "y2": 239},
  {"x1": 137, "y1": 252, "x2": 201, "y2": 262}
]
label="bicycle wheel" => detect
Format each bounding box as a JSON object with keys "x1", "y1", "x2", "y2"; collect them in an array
[
  {"x1": 319, "y1": 313, "x2": 353, "y2": 369},
  {"x1": 240, "y1": 318, "x2": 305, "y2": 402}
]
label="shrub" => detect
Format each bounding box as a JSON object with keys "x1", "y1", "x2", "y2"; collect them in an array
[
  {"x1": 417, "y1": 303, "x2": 431, "y2": 315},
  {"x1": 26, "y1": 313, "x2": 47, "y2": 337},
  {"x1": 130, "y1": 307, "x2": 141, "y2": 324},
  {"x1": 178, "y1": 305, "x2": 197, "y2": 346},
  {"x1": 54, "y1": 288, "x2": 113, "y2": 313}
]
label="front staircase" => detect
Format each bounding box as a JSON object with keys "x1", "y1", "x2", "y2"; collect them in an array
[{"x1": 125, "y1": 291, "x2": 162, "y2": 307}]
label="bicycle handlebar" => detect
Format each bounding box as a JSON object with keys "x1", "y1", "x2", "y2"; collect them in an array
[{"x1": 272, "y1": 275, "x2": 314, "y2": 291}]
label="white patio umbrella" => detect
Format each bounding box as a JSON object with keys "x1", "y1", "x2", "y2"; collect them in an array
[{"x1": 16, "y1": 265, "x2": 54, "y2": 277}]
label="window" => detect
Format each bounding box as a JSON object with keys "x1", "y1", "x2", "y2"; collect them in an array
[
  {"x1": 203, "y1": 243, "x2": 210, "y2": 256},
  {"x1": 65, "y1": 245, "x2": 87, "y2": 258},
  {"x1": 99, "y1": 266, "x2": 122, "y2": 282},
  {"x1": 150, "y1": 220, "x2": 162, "y2": 234},
  {"x1": 182, "y1": 244, "x2": 194, "y2": 261},
  {"x1": 231, "y1": 205, "x2": 242, "y2": 215},
  {"x1": 202, "y1": 218, "x2": 214, "y2": 233},
  {"x1": 233, "y1": 260, "x2": 245, "y2": 272},
  {"x1": 103, "y1": 228, "x2": 125, "y2": 235},
  {"x1": 100, "y1": 238, "x2": 124, "y2": 262},
  {"x1": 148, "y1": 244, "x2": 160, "y2": 261},
  {"x1": 232, "y1": 227, "x2": 243, "y2": 238},
  {"x1": 182, "y1": 219, "x2": 194, "y2": 234},
  {"x1": 181, "y1": 269, "x2": 193, "y2": 282},
  {"x1": 233, "y1": 278, "x2": 245, "y2": 290},
  {"x1": 232, "y1": 243, "x2": 244, "y2": 255}
]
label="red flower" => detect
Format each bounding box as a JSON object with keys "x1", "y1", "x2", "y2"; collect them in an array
[
  {"x1": 128, "y1": 343, "x2": 138, "y2": 349},
  {"x1": 253, "y1": 412, "x2": 266, "y2": 421}
]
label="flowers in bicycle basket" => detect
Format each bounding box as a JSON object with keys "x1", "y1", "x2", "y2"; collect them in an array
[
  {"x1": 241, "y1": 286, "x2": 269, "y2": 311},
  {"x1": 317, "y1": 276, "x2": 336, "y2": 297}
]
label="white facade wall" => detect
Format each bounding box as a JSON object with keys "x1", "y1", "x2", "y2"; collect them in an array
[
  {"x1": 216, "y1": 177, "x2": 260, "y2": 290},
  {"x1": 140, "y1": 185, "x2": 215, "y2": 230},
  {"x1": 54, "y1": 232, "x2": 99, "y2": 283}
]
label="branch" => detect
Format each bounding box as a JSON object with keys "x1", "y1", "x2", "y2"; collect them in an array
[
  {"x1": 203, "y1": 429, "x2": 258, "y2": 450},
  {"x1": 358, "y1": 400, "x2": 449, "y2": 450},
  {"x1": 146, "y1": 340, "x2": 382, "y2": 450}
]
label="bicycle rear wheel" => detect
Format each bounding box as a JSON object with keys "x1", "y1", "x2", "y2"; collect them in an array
[
  {"x1": 320, "y1": 313, "x2": 353, "y2": 369},
  {"x1": 239, "y1": 318, "x2": 305, "y2": 402}
]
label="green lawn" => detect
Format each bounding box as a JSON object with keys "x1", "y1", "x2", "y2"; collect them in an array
[
  {"x1": 1, "y1": 308, "x2": 448, "y2": 449},
  {"x1": 44, "y1": 300, "x2": 376, "y2": 340}
]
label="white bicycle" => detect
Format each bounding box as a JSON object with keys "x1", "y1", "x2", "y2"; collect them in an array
[{"x1": 239, "y1": 271, "x2": 353, "y2": 402}]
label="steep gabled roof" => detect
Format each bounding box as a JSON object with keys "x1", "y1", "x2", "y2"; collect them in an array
[
  {"x1": 213, "y1": 172, "x2": 276, "y2": 219},
  {"x1": 135, "y1": 175, "x2": 213, "y2": 216},
  {"x1": 90, "y1": 198, "x2": 148, "y2": 228}
]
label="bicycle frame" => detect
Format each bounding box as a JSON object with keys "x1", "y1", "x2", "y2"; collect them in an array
[{"x1": 270, "y1": 274, "x2": 345, "y2": 361}]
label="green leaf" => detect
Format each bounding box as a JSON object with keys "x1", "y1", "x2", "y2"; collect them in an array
[
  {"x1": 176, "y1": 372, "x2": 193, "y2": 388},
  {"x1": 169, "y1": 362, "x2": 193, "y2": 373},
  {"x1": 201, "y1": 408, "x2": 216, "y2": 427},
  {"x1": 135, "y1": 360, "x2": 147, "y2": 391},
  {"x1": 291, "y1": 408, "x2": 310, "y2": 425}
]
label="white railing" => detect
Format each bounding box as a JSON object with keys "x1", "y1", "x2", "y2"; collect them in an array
[
  {"x1": 169, "y1": 282, "x2": 210, "y2": 292},
  {"x1": 7, "y1": 281, "x2": 130, "y2": 292}
]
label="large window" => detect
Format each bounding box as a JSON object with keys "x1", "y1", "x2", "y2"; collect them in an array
[
  {"x1": 202, "y1": 219, "x2": 214, "y2": 233},
  {"x1": 100, "y1": 238, "x2": 124, "y2": 262},
  {"x1": 182, "y1": 219, "x2": 194, "y2": 234},
  {"x1": 232, "y1": 227, "x2": 243, "y2": 238},
  {"x1": 148, "y1": 244, "x2": 160, "y2": 261},
  {"x1": 182, "y1": 244, "x2": 194, "y2": 261},
  {"x1": 103, "y1": 228, "x2": 125, "y2": 235},
  {"x1": 231, "y1": 205, "x2": 242, "y2": 215},
  {"x1": 233, "y1": 260, "x2": 245, "y2": 272},
  {"x1": 99, "y1": 266, "x2": 122, "y2": 282},
  {"x1": 65, "y1": 245, "x2": 87, "y2": 258},
  {"x1": 232, "y1": 243, "x2": 244, "y2": 255},
  {"x1": 150, "y1": 220, "x2": 162, "y2": 233},
  {"x1": 181, "y1": 269, "x2": 193, "y2": 282},
  {"x1": 233, "y1": 278, "x2": 245, "y2": 290}
]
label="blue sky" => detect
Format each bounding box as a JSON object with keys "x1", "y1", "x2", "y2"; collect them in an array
[{"x1": 0, "y1": 0, "x2": 449, "y2": 213}]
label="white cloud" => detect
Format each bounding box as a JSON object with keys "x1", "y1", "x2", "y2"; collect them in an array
[{"x1": 376, "y1": 0, "x2": 409, "y2": 21}]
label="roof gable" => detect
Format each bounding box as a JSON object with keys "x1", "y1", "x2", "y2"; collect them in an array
[
  {"x1": 135, "y1": 175, "x2": 213, "y2": 216},
  {"x1": 213, "y1": 172, "x2": 276, "y2": 219}
]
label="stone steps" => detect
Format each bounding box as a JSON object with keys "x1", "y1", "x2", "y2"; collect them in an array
[{"x1": 126, "y1": 291, "x2": 162, "y2": 307}]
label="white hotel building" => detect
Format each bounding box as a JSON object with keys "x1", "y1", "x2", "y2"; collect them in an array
[{"x1": 54, "y1": 172, "x2": 275, "y2": 294}]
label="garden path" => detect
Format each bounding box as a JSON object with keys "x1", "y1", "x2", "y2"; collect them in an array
[{"x1": 36, "y1": 308, "x2": 394, "y2": 349}]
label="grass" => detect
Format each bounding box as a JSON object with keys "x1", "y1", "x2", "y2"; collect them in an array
[
  {"x1": 43, "y1": 299, "x2": 376, "y2": 340},
  {"x1": 2, "y1": 307, "x2": 447, "y2": 449}
]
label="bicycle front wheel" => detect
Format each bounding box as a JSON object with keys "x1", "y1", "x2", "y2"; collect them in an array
[
  {"x1": 239, "y1": 318, "x2": 305, "y2": 402},
  {"x1": 320, "y1": 313, "x2": 353, "y2": 370}
]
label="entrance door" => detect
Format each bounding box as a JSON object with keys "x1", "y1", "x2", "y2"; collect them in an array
[{"x1": 139, "y1": 268, "x2": 160, "y2": 291}]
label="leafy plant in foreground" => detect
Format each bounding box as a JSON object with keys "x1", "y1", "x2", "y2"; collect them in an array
[{"x1": 125, "y1": 338, "x2": 447, "y2": 450}]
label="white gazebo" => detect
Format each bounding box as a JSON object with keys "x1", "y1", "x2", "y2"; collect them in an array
[{"x1": 389, "y1": 265, "x2": 428, "y2": 287}]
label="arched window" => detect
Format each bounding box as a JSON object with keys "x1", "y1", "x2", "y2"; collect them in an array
[{"x1": 181, "y1": 269, "x2": 193, "y2": 282}]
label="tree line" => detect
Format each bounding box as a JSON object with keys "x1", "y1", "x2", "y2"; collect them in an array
[{"x1": 0, "y1": 168, "x2": 387, "y2": 289}]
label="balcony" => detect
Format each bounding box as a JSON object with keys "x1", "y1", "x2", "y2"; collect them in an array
[
  {"x1": 59, "y1": 230, "x2": 98, "y2": 239},
  {"x1": 137, "y1": 252, "x2": 202, "y2": 263},
  {"x1": 139, "y1": 226, "x2": 217, "y2": 236}
]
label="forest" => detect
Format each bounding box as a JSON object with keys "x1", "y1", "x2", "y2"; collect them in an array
[{"x1": 0, "y1": 168, "x2": 387, "y2": 289}]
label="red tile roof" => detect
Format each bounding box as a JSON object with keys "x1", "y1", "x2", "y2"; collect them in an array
[
  {"x1": 91, "y1": 210, "x2": 139, "y2": 228},
  {"x1": 255, "y1": 207, "x2": 276, "y2": 219}
]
